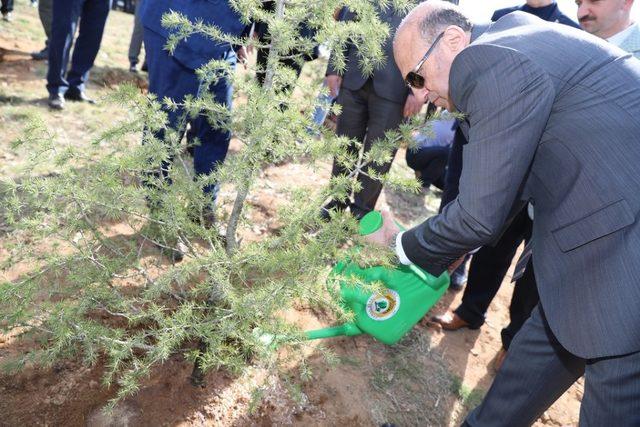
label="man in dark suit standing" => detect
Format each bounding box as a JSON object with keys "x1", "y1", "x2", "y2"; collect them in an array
[
  {"x1": 374, "y1": 1, "x2": 640, "y2": 424},
  {"x1": 322, "y1": 6, "x2": 423, "y2": 220},
  {"x1": 46, "y1": 0, "x2": 111, "y2": 109}
]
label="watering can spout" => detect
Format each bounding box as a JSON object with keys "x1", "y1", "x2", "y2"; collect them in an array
[{"x1": 305, "y1": 323, "x2": 362, "y2": 340}]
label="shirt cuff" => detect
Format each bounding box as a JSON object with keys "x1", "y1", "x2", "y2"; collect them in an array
[{"x1": 395, "y1": 231, "x2": 413, "y2": 265}]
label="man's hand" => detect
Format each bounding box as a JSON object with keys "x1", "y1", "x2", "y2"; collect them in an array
[
  {"x1": 403, "y1": 93, "x2": 424, "y2": 118},
  {"x1": 447, "y1": 255, "x2": 466, "y2": 275},
  {"x1": 236, "y1": 46, "x2": 249, "y2": 69},
  {"x1": 363, "y1": 210, "x2": 401, "y2": 247},
  {"x1": 325, "y1": 74, "x2": 342, "y2": 98}
]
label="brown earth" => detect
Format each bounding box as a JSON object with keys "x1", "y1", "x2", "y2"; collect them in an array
[{"x1": 0, "y1": 5, "x2": 583, "y2": 426}]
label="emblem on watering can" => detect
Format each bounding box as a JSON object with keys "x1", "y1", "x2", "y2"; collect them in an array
[{"x1": 366, "y1": 289, "x2": 400, "y2": 321}]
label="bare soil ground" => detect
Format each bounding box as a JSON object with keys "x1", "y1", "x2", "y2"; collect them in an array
[{"x1": 0, "y1": 5, "x2": 583, "y2": 426}]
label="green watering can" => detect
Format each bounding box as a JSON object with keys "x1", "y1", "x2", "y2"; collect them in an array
[{"x1": 305, "y1": 211, "x2": 449, "y2": 345}]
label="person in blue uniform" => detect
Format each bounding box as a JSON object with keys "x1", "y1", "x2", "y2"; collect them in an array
[
  {"x1": 140, "y1": 0, "x2": 249, "y2": 234},
  {"x1": 492, "y1": 0, "x2": 581, "y2": 27},
  {"x1": 46, "y1": 0, "x2": 112, "y2": 110}
]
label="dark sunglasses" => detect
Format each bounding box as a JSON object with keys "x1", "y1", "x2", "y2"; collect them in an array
[{"x1": 404, "y1": 32, "x2": 445, "y2": 89}]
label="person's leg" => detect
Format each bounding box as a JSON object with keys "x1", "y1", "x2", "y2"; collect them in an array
[
  {"x1": 463, "y1": 304, "x2": 585, "y2": 427},
  {"x1": 143, "y1": 30, "x2": 198, "y2": 189},
  {"x1": 66, "y1": 0, "x2": 111, "y2": 96},
  {"x1": 324, "y1": 84, "x2": 369, "y2": 213},
  {"x1": 38, "y1": 0, "x2": 53, "y2": 39},
  {"x1": 454, "y1": 208, "x2": 530, "y2": 328},
  {"x1": 1, "y1": 0, "x2": 14, "y2": 15},
  {"x1": 190, "y1": 52, "x2": 236, "y2": 200},
  {"x1": 47, "y1": 0, "x2": 83, "y2": 97},
  {"x1": 406, "y1": 145, "x2": 449, "y2": 189},
  {"x1": 127, "y1": 0, "x2": 144, "y2": 68},
  {"x1": 350, "y1": 81, "x2": 404, "y2": 218},
  {"x1": 579, "y1": 350, "x2": 640, "y2": 427}
]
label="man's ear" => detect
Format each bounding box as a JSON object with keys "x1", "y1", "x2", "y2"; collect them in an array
[
  {"x1": 442, "y1": 25, "x2": 468, "y2": 53},
  {"x1": 624, "y1": 0, "x2": 634, "y2": 12}
]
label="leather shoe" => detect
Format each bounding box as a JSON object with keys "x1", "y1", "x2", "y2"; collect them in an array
[
  {"x1": 64, "y1": 90, "x2": 96, "y2": 104},
  {"x1": 48, "y1": 93, "x2": 65, "y2": 110},
  {"x1": 430, "y1": 311, "x2": 478, "y2": 331},
  {"x1": 31, "y1": 47, "x2": 48, "y2": 61}
]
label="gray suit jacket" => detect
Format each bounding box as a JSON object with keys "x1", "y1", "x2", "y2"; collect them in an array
[
  {"x1": 327, "y1": 7, "x2": 409, "y2": 104},
  {"x1": 402, "y1": 12, "x2": 640, "y2": 359}
]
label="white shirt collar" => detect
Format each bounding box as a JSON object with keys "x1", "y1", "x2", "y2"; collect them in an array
[{"x1": 607, "y1": 22, "x2": 638, "y2": 47}]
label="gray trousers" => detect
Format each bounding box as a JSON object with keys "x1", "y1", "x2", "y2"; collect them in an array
[
  {"x1": 331, "y1": 79, "x2": 404, "y2": 217},
  {"x1": 127, "y1": 0, "x2": 144, "y2": 65},
  {"x1": 38, "y1": 0, "x2": 53, "y2": 42},
  {"x1": 464, "y1": 304, "x2": 640, "y2": 426}
]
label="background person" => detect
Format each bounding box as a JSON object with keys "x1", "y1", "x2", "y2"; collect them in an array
[
  {"x1": 46, "y1": 0, "x2": 111, "y2": 109},
  {"x1": 322, "y1": 6, "x2": 423, "y2": 220},
  {"x1": 31, "y1": 0, "x2": 52, "y2": 60},
  {"x1": 578, "y1": 0, "x2": 640, "y2": 56},
  {"x1": 140, "y1": 0, "x2": 249, "y2": 258}
]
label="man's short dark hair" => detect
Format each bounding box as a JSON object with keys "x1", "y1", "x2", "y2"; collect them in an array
[{"x1": 419, "y1": 4, "x2": 473, "y2": 42}]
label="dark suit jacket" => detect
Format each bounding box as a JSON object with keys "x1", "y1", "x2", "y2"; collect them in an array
[
  {"x1": 492, "y1": 2, "x2": 580, "y2": 28},
  {"x1": 402, "y1": 12, "x2": 640, "y2": 359},
  {"x1": 140, "y1": 0, "x2": 248, "y2": 70},
  {"x1": 327, "y1": 7, "x2": 409, "y2": 104}
]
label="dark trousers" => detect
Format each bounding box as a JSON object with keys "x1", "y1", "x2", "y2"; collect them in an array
[
  {"x1": 1, "y1": 0, "x2": 13, "y2": 14},
  {"x1": 463, "y1": 304, "x2": 640, "y2": 426},
  {"x1": 329, "y1": 79, "x2": 404, "y2": 218},
  {"x1": 38, "y1": 0, "x2": 53, "y2": 45},
  {"x1": 255, "y1": 46, "x2": 304, "y2": 89},
  {"x1": 144, "y1": 30, "x2": 235, "y2": 199},
  {"x1": 46, "y1": 0, "x2": 111, "y2": 96},
  {"x1": 405, "y1": 145, "x2": 449, "y2": 190},
  {"x1": 455, "y1": 208, "x2": 538, "y2": 350},
  {"x1": 127, "y1": 0, "x2": 144, "y2": 65}
]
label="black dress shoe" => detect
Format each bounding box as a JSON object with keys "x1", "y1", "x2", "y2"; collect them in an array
[
  {"x1": 31, "y1": 47, "x2": 48, "y2": 60},
  {"x1": 64, "y1": 90, "x2": 96, "y2": 104},
  {"x1": 48, "y1": 93, "x2": 65, "y2": 110}
]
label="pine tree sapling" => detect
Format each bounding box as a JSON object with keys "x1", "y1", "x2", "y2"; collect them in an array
[{"x1": 0, "y1": 0, "x2": 436, "y2": 407}]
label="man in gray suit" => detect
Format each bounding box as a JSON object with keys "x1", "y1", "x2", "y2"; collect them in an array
[
  {"x1": 369, "y1": 1, "x2": 640, "y2": 424},
  {"x1": 322, "y1": 6, "x2": 423, "y2": 219}
]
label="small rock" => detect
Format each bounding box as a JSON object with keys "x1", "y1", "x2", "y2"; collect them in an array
[{"x1": 89, "y1": 380, "x2": 99, "y2": 389}]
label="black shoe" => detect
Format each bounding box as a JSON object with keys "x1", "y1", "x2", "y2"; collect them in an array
[
  {"x1": 31, "y1": 47, "x2": 48, "y2": 60},
  {"x1": 48, "y1": 93, "x2": 65, "y2": 110},
  {"x1": 320, "y1": 200, "x2": 349, "y2": 221},
  {"x1": 140, "y1": 61, "x2": 148, "y2": 72},
  {"x1": 64, "y1": 90, "x2": 95, "y2": 104}
]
